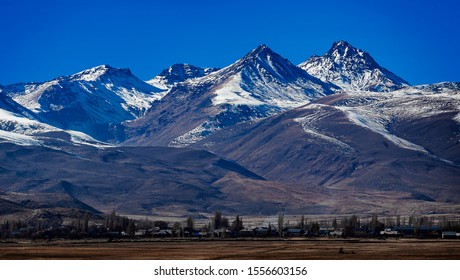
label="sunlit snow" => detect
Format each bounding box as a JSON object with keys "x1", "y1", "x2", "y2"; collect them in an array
[{"x1": 212, "y1": 75, "x2": 264, "y2": 106}]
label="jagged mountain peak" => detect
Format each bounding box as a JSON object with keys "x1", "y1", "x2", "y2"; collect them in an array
[
  {"x1": 246, "y1": 44, "x2": 271, "y2": 55},
  {"x1": 326, "y1": 40, "x2": 378, "y2": 68},
  {"x1": 299, "y1": 41, "x2": 409, "y2": 92},
  {"x1": 330, "y1": 40, "x2": 356, "y2": 51},
  {"x1": 228, "y1": 44, "x2": 311, "y2": 83},
  {"x1": 239, "y1": 44, "x2": 280, "y2": 64}
]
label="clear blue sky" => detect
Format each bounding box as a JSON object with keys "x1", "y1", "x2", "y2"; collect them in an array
[{"x1": 1, "y1": 0, "x2": 459, "y2": 85}]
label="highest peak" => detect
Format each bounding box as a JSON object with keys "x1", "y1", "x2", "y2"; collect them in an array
[
  {"x1": 237, "y1": 44, "x2": 286, "y2": 68},
  {"x1": 331, "y1": 40, "x2": 354, "y2": 49},
  {"x1": 300, "y1": 40, "x2": 409, "y2": 91},
  {"x1": 255, "y1": 44, "x2": 269, "y2": 51},
  {"x1": 326, "y1": 40, "x2": 378, "y2": 66},
  {"x1": 328, "y1": 40, "x2": 362, "y2": 56},
  {"x1": 245, "y1": 44, "x2": 276, "y2": 59}
]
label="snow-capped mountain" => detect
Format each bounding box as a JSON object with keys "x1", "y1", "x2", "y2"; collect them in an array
[
  {"x1": 124, "y1": 44, "x2": 338, "y2": 147},
  {"x1": 299, "y1": 41, "x2": 409, "y2": 92},
  {"x1": 4, "y1": 65, "x2": 164, "y2": 141},
  {"x1": 0, "y1": 93, "x2": 106, "y2": 147},
  {"x1": 2, "y1": 41, "x2": 460, "y2": 217},
  {"x1": 2, "y1": 85, "x2": 105, "y2": 147},
  {"x1": 147, "y1": 63, "x2": 219, "y2": 90}
]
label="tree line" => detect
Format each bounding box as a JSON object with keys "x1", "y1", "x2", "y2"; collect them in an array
[{"x1": 1, "y1": 211, "x2": 460, "y2": 239}]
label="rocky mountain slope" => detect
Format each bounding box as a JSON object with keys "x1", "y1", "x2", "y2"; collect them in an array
[
  {"x1": 193, "y1": 82, "x2": 460, "y2": 208},
  {"x1": 147, "y1": 63, "x2": 219, "y2": 90},
  {"x1": 0, "y1": 142, "x2": 326, "y2": 217}
]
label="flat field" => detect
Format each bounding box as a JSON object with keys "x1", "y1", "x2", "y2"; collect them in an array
[{"x1": 1, "y1": 239, "x2": 459, "y2": 260}]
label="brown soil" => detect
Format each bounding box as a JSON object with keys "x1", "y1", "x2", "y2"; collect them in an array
[{"x1": 1, "y1": 238, "x2": 459, "y2": 260}]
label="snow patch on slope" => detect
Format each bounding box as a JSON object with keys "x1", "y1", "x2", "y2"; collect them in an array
[
  {"x1": 11, "y1": 81, "x2": 58, "y2": 113},
  {"x1": 455, "y1": 111, "x2": 460, "y2": 124},
  {"x1": 338, "y1": 106, "x2": 429, "y2": 153},
  {"x1": 212, "y1": 74, "x2": 264, "y2": 106},
  {"x1": 0, "y1": 130, "x2": 43, "y2": 146},
  {"x1": 73, "y1": 65, "x2": 110, "y2": 82},
  {"x1": 169, "y1": 122, "x2": 217, "y2": 148},
  {"x1": 146, "y1": 76, "x2": 170, "y2": 91},
  {"x1": 0, "y1": 108, "x2": 109, "y2": 147},
  {"x1": 294, "y1": 105, "x2": 354, "y2": 154}
]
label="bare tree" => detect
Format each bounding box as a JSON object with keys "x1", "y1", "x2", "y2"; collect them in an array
[
  {"x1": 83, "y1": 212, "x2": 90, "y2": 233},
  {"x1": 214, "y1": 211, "x2": 222, "y2": 229},
  {"x1": 186, "y1": 216, "x2": 194, "y2": 230},
  {"x1": 332, "y1": 218, "x2": 338, "y2": 230},
  {"x1": 278, "y1": 213, "x2": 284, "y2": 237},
  {"x1": 300, "y1": 215, "x2": 305, "y2": 230},
  {"x1": 231, "y1": 215, "x2": 243, "y2": 231},
  {"x1": 127, "y1": 219, "x2": 136, "y2": 237}
]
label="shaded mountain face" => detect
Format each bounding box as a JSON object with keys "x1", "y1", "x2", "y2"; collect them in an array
[
  {"x1": 147, "y1": 63, "x2": 219, "y2": 90},
  {"x1": 194, "y1": 83, "x2": 460, "y2": 210},
  {"x1": 1, "y1": 89, "x2": 106, "y2": 147},
  {"x1": 124, "y1": 45, "x2": 338, "y2": 147},
  {"x1": 2, "y1": 140, "x2": 459, "y2": 217},
  {"x1": 299, "y1": 41, "x2": 409, "y2": 92},
  {"x1": 0, "y1": 90, "x2": 24, "y2": 116},
  {"x1": 3, "y1": 65, "x2": 164, "y2": 142},
  {"x1": 0, "y1": 142, "x2": 329, "y2": 217}
]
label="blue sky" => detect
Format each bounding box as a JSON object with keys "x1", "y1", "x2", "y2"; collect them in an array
[{"x1": 1, "y1": 0, "x2": 459, "y2": 85}]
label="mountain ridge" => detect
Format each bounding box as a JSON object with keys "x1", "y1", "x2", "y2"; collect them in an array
[{"x1": 124, "y1": 44, "x2": 338, "y2": 147}]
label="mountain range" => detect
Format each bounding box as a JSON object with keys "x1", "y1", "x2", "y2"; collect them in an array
[{"x1": 1, "y1": 41, "x2": 459, "y2": 219}]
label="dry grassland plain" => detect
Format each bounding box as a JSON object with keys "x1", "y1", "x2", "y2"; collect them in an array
[{"x1": 1, "y1": 239, "x2": 460, "y2": 260}]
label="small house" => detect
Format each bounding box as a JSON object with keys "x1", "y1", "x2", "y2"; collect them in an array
[
  {"x1": 380, "y1": 228, "x2": 399, "y2": 236},
  {"x1": 239, "y1": 228, "x2": 255, "y2": 237},
  {"x1": 152, "y1": 229, "x2": 172, "y2": 238},
  {"x1": 442, "y1": 231, "x2": 458, "y2": 239},
  {"x1": 283, "y1": 228, "x2": 305, "y2": 237},
  {"x1": 393, "y1": 226, "x2": 415, "y2": 237},
  {"x1": 329, "y1": 230, "x2": 344, "y2": 237}
]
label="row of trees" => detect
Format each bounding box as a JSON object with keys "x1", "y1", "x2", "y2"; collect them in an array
[
  {"x1": 2, "y1": 211, "x2": 460, "y2": 239},
  {"x1": 285, "y1": 214, "x2": 460, "y2": 231}
]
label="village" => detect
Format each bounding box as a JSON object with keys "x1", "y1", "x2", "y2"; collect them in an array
[{"x1": 2, "y1": 211, "x2": 460, "y2": 241}]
